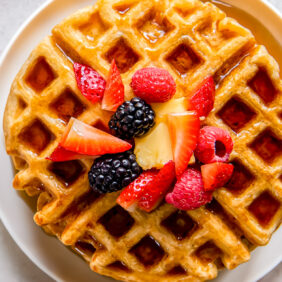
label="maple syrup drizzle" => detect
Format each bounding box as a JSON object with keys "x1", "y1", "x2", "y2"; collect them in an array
[
  {"x1": 18, "y1": 119, "x2": 54, "y2": 154},
  {"x1": 49, "y1": 89, "x2": 86, "y2": 123},
  {"x1": 26, "y1": 57, "x2": 56, "y2": 93},
  {"x1": 104, "y1": 38, "x2": 139, "y2": 73},
  {"x1": 249, "y1": 128, "x2": 282, "y2": 164},
  {"x1": 217, "y1": 96, "x2": 257, "y2": 132},
  {"x1": 248, "y1": 191, "x2": 280, "y2": 226},
  {"x1": 166, "y1": 44, "x2": 202, "y2": 77},
  {"x1": 114, "y1": 4, "x2": 132, "y2": 15},
  {"x1": 161, "y1": 210, "x2": 197, "y2": 240},
  {"x1": 206, "y1": 0, "x2": 282, "y2": 74},
  {"x1": 48, "y1": 160, "x2": 85, "y2": 187},
  {"x1": 99, "y1": 205, "x2": 134, "y2": 238},
  {"x1": 107, "y1": 261, "x2": 131, "y2": 272},
  {"x1": 130, "y1": 235, "x2": 165, "y2": 267}
]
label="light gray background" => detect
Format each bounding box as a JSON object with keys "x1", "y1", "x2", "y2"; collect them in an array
[{"x1": 0, "y1": 0, "x2": 281, "y2": 281}]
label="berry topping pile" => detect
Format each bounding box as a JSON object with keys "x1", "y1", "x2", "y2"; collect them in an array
[
  {"x1": 166, "y1": 125, "x2": 234, "y2": 210},
  {"x1": 88, "y1": 150, "x2": 142, "y2": 193},
  {"x1": 47, "y1": 62, "x2": 235, "y2": 212},
  {"x1": 109, "y1": 97, "x2": 155, "y2": 139}
]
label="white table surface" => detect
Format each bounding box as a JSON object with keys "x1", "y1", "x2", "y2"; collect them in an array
[{"x1": 0, "y1": 0, "x2": 281, "y2": 281}]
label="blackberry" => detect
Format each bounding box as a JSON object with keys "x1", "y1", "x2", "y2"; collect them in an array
[
  {"x1": 88, "y1": 150, "x2": 142, "y2": 193},
  {"x1": 109, "y1": 97, "x2": 155, "y2": 140}
]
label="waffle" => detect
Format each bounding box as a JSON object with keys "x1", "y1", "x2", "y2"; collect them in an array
[{"x1": 3, "y1": 0, "x2": 282, "y2": 281}]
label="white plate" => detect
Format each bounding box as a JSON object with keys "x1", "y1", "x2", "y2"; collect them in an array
[{"x1": 0, "y1": 0, "x2": 281, "y2": 281}]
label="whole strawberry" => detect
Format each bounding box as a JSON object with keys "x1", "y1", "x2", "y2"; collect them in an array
[
  {"x1": 131, "y1": 67, "x2": 176, "y2": 103},
  {"x1": 74, "y1": 62, "x2": 106, "y2": 103},
  {"x1": 166, "y1": 168, "x2": 212, "y2": 210}
]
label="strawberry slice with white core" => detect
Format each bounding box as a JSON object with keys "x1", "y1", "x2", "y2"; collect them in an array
[
  {"x1": 167, "y1": 111, "x2": 200, "y2": 177},
  {"x1": 201, "y1": 162, "x2": 234, "y2": 191},
  {"x1": 117, "y1": 170, "x2": 158, "y2": 211},
  {"x1": 138, "y1": 160, "x2": 176, "y2": 212},
  {"x1": 60, "y1": 118, "x2": 132, "y2": 155},
  {"x1": 102, "y1": 59, "x2": 124, "y2": 111}
]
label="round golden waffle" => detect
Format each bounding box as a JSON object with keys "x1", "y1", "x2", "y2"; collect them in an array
[{"x1": 3, "y1": 0, "x2": 282, "y2": 281}]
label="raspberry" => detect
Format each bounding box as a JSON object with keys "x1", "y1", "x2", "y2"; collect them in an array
[
  {"x1": 131, "y1": 67, "x2": 176, "y2": 103},
  {"x1": 195, "y1": 126, "x2": 233, "y2": 163},
  {"x1": 74, "y1": 62, "x2": 106, "y2": 103},
  {"x1": 165, "y1": 168, "x2": 212, "y2": 210}
]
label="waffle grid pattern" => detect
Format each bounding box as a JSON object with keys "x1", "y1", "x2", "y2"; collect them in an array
[{"x1": 3, "y1": 0, "x2": 282, "y2": 281}]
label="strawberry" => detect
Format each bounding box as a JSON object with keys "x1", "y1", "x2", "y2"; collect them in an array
[
  {"x1": 131, "y1": 67, "x2": 176, "y2": 103},
  {"x1": 138, "y1": 161, "x2": 176, "y2": 212},
  {"x1": 201, "y1": 162, "x2": 234, "y2": 191},
  {"x1": 117, "y1": 170, "x2": 158, "y2": 211},
  {"x1": 46, "y1": 145, "x2": 88, "y2": 162},
  {"x1": 73, "y1": 62, "x2": 106, "y2": 103},
  {"x1": 187, "y1": 76, "x2": 215, "y2": 117},
  {"x1": 167, "y1": 111, "x2": 200, "y2": 177},
  {"x1": 102, "y1": 59, "x2": 124, "y2": 111},
  {"x1": 195, "y1": 126, "x2": 233, "y2": 163},
  {"x1": 166, "y1": 168, "x2": 212, "y2": 210},
  {"x1": 60, "y1": 118, "x2": 132, "y2": 156}
]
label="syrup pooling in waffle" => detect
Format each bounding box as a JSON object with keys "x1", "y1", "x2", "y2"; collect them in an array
[{"x1": 3, "y1": 0, "x2": 282, "y2": 281}]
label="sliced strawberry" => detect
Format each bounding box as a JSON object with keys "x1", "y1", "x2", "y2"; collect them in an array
[
  {"x1": 187, "y1": 76, "x2": 215, "y2": 117},
  {"x1": 167, "y1": 111, "x2": 200, "y2": 177},
  {"x1": 117, "y1": 170, "x2": 158, "y2": 211},
  {"x1": 60, "y1": 118, "x2": 132, "y2": 155},
  {"x1": 201, "y1": 163, "x2": 234, "y2": 191},
  {"x1": 73, "y1": 62, "x2": 106, "y2": 103},
  {"x1": 102, "y1": 59, "x2": 124, "y2": 111},
  {"x1": 46, "y1": 145, "x2": 87, "y2": 162},
  {"x1": 138, "y1": 161, "x2": 176, "y2": 212}
]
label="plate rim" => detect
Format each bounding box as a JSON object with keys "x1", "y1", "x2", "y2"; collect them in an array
[{"x1": 0, "y1": 0, "x2": 281, "y2": 282}]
